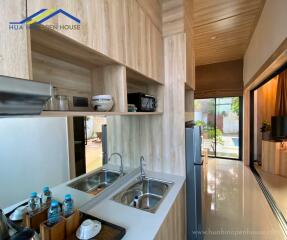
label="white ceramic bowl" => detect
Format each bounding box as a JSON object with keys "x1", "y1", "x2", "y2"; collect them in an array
[
  {"x1": 76, "y1": 219, "x2": 101, "y2": 240},
  {"x1": 91, "y1": 98, "x2": 114, "y2": 112},
  {"x1": 92, "y1": 95, "x2": 112, "y2": 101},
  {"x1": 9, "y1": 206, "x2": 27, "y2": 221}
]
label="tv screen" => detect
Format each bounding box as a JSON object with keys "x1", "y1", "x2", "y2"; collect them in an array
[{"x1": 271, "y1": 116, "x2": 287, "y2": 139}]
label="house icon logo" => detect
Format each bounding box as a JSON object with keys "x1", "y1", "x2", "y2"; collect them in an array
[{"x1": 9, "y1": 8, "x2": 81, "y2": 30}]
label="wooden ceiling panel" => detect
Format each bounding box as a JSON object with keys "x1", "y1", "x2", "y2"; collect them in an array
[{"x1": 193, "y1": 0, "x2": 265, "y2": 66}]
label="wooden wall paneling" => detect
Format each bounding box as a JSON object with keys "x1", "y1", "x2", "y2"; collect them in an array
[
  {"x1": 136, "y1": 0, "x2": 162, "y2": 32},
  {"x1": 161, "y1": 0, "x2": 185, "y2": 37},
  {"x1": 185, "y1": 28, "x2": 195, "y2": 89},
  {"x1": 106, "y1": 116, "x2": 141, "y2": 169},
  {"x1": 256, "y1": 76, "x2": 278, "y2": 123},
  {"x1": 32, "y1": 51, "x2": 92, "y2": 94},
  {"x1": 92, "y1": 65, "x2": 128, "y2": 112},
  {"x1": 162, "y1": 33, "x2": 186, "y2": 176},
  {"x1": 155, "y1": 183, "x2": 186, "y2": 240},
  {"x1": 261, "y1": 141, "x2": 281, "y2": 175},
  {"x1": 139, "y1": 116, "x2": 163, "y2": 172},
  {"x1": 195, "y1": 59, "x2": 243, "y2": 98},
  {"x1": 152, "y1": 25, "x2": 164, "y2": 83},
  {"x1": 0, "y1": 0, "x2": 31, "y2": 79},
  {"x1": 254, "y1": 76, "x2": 278, "y2": 163},
  {"x1": 185, "y1": 89, "x2": 194, "y2": 121}
]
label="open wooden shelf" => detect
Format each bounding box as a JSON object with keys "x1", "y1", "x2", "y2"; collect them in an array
[
  {"x1": 30, "y1": 26, "x2": 119, "y2": 68},
  {"x1": 29, "y1": 25, "x2": 164, "y2": 117},
  {"x1": 41, "y1": 111, "x2": 163, "y2": 117}
]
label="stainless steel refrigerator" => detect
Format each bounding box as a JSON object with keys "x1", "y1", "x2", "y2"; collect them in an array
[{"x1": 185, "y1": 125, "x2": 204, "y2": 240}]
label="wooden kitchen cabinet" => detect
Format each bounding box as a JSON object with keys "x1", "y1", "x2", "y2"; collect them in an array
[
  {"x1": 0, "y1": 0, "x2": 31, "y2": 79},
  {"x1": 27, "y1": 0, "x2": 163, "y2": 84},
  {"x1": 124, "y1": 0, "x2": 163, "y2": 83}
]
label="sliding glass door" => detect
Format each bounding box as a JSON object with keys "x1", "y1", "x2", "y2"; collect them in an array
[{"x1": 195, "y1": 97, "x2": 241, "y2": 160}]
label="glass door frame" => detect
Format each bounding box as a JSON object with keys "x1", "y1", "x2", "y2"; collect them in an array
[
  {"x1": 249, "y1": 63, "x2": 287, "y2": 166},
  {"x1": 195, "y1": 96, "x2": 243, "y2": 161}
]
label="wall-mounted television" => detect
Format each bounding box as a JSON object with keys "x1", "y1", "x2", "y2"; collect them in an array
[{"x1": 271, "y1": 116, "x2": 287, "y2": 140}]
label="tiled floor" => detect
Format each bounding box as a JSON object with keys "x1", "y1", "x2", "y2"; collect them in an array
[
  {"x1": 203, "y1": 159, "x2": 285, "y2": 239},
  {"x1": 256, "y1": 165, "x2": 287, "y2": 221}
]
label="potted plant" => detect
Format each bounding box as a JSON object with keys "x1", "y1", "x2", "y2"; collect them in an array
[{"x1": 260, "y1": 121, "x2": 271, "y2": 140}]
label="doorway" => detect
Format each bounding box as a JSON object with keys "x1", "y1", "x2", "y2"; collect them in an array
[
  {"x1": 194, "y1": 97, "x2": 242, "y2": 160},
  {"x1": 72, "y1": 116, "x2": 107, "y2": 177}
]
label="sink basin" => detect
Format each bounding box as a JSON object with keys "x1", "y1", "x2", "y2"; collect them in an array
[
  {"x1": 112, "y1": 177, "x2": 173, "y2": 213},
  {"x1": 68, "y1": 169, "x2": 121, "y2": 195}
]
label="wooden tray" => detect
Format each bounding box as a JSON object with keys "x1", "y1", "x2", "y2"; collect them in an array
[
  {"x1": 7, "y1": 205, "x2": 126, "y2": 240},
  {"x1": 67, "y1": 212, "x2": 126, "y2": 240}
]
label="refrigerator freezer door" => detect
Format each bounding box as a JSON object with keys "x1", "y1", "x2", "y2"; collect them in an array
[{"x1": 186, "y1": 127, "x2": 204, "y2": 240}]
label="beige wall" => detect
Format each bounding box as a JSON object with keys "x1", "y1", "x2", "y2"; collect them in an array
[{"x1": 244, "y1": 0, "x2": 287, "y2": 85}]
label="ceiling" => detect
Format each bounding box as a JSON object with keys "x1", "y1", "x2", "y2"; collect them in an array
[{"x1": 193, "y1": 0, "x2": 266, "y2": 66}]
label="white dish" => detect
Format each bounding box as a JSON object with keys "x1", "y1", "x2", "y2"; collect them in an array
[
  {"x1": 91, "y1": 99, "x2": 114, "y2": 112},
  {"x1": 76, "y1": 219, "x2": 101, "y2": 240},
  {"x1": 92, "y1": 95, "x2": 112, "y2": 101},
  {"x1": 9, "y1": 206, "x2": 27, "y2": 221}
]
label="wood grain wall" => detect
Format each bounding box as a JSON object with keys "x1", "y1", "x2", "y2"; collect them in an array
[
  {"x1": 254, "y1": 76, "x2": 278, "y2": 162},
  {"x1": 162, "y1": 33, "x2": 186, "y2": 175},
  {"x1": 195, "y1": 59, "x2": 243, "y2": 99}
]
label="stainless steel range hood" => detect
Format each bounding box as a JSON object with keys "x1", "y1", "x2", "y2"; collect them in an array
[{"x1": 0, "y1": 75, "x2": 51, "y2": 116}]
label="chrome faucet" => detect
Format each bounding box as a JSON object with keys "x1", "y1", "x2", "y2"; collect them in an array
[
  {"x1": 140, "y1": 156, "x2": 146, "y2": 180},
  {"x1": 108, "y1": 153, "x2": 124, "y2": 176}
]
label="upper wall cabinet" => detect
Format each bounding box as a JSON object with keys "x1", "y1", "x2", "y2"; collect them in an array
[
  {"x1": 27, "y1": 0, "x2": 163, "y2": 84},
  {"x1": 0, "y1": 0, "x2": 31, "y2": 79}
]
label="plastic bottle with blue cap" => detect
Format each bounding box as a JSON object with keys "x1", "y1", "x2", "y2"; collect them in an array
[
  {"x1": 41, "y1": 186, "x2": 52, "y2": 206},
  {"x1": 28, "y1": 192, "x2": 41, "y2": 213},
  {"x1": 63, "y1": 194, "x2": 74, "y2": 217},
  {"x1": 47, "y1": 200, "x2": 60, "y2": 226}
]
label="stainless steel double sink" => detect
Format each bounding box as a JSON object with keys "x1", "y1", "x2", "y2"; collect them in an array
[
  {"x1": 112, "y1": 177, "x2": 174, "y2": 213},
  {"x1": 68, "y1": 169, "x2": 121, "y2": 195},
  {"x1": 68, "y1": 168, "x2": 174, "y2": 213}
]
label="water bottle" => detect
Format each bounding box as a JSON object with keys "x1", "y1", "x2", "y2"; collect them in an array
[
  {"x1": 47, "y1": 200, "x2": 60, "y2": 226},
  {"x1": 28, "y1": 192, "x2": 41, "y2": 213},
  {"x1": 41, "y1": 186, "x2": 52, "y2": 206},
  {"x1": 63, "y1": 194, "x2": 74, "y2": 217}
]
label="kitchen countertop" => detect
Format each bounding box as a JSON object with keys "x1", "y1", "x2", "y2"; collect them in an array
[
  {"x1": 81, "y1": 170, "x2": 185, "y2": 240},
  {"x1": 4, "y1": 167, "x2": 185, "y2": 240}
]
